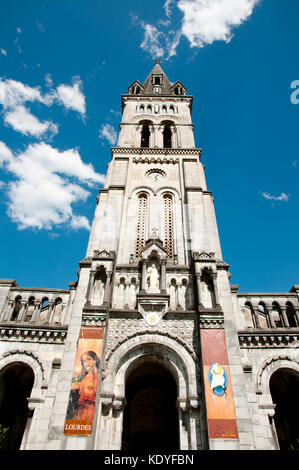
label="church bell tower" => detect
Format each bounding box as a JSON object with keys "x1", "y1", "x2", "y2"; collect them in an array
[{"x1": 62, "y1": 62, "x2": 244, "y2": 451}]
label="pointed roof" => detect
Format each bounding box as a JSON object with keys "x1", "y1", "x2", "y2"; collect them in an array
[{"x1": 142, "y1": 61, "x2": 174, "y2": 95}]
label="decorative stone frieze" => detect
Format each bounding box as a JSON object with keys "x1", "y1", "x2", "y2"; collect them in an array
[
  {"x1": 0, "y1": 323, "x2": 68, "y2": 343},
  {"x1": 238, "y1": 329, "x2": 299, "y2": 348}
]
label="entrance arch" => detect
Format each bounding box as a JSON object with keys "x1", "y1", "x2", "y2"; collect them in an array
[
  {"x1": 0, "y1": 362, "x2": 34, "y2": 449},
  {"x1": 121, "y1": 358, "x2": 179, "y2": 450},
  {"x1": 270, "y1": 367, "x2": 299, "y2": 450},
  {"x1": 95, "y1": 333, "x2": 204, "y2": 450}
]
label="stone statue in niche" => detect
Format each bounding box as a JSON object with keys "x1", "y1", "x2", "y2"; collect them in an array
[{"x1": 147, "y1": 263, "x2": 160, "y2": 290}]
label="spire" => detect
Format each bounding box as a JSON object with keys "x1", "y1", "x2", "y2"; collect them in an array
[
  {"x1": 142, "y1": 60, "x2": 173, "y2": 95},
  {"x1": 127, "y1": 61, "x2": 187, "y2": 96}
]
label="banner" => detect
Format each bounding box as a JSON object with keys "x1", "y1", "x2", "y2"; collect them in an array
[
  {"x1": 64, "y1": 326, "x2": 104, "y2": 436},
  {"x1": 201, "y1": 329, "x2": 238, "y2": 439}
]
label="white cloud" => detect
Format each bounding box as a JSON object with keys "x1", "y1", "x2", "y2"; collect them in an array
[
  {"x1": 0, "y1": 141, "x2": 13, "y2": 167},
  {"x1": 4, "y1": 105, "x2": 58, "y2": 138},
  {"x1": 261, "y1": 192, "x2": 289, "y2": 202},
  {"x1": 55, "y1": 77, "x2": 86, "y2": 117},
  {"x1": 0, "y1": 141, "x2": 106, "y2": 230},
  {"x1": 99, "y1": 123, "x2": 117, "y2": 145},
  {"x1": 177, "y1": 0, "x2": 260, "y2": 48},
  {"x1": 17, "y1": 27, "x2": 22, "y2": 34},
  {"x1": 0, "y1": 49, "x2": 7, "y2": 56},
  {"x1": 0, "y1": 78, "x2": 50, "y2": 109},
  {"x1": 139, "y1": 22, "x2": 165, "y2": 58},
  {"x1": 135, "y1": 0, "x2": 261, "y2": 59},
  {"x1": 44, "y1": 73, "x2": 53, "y2": 88},
  {"x1": 0, "y1": 76, "x2": 87, "y2": 138}
]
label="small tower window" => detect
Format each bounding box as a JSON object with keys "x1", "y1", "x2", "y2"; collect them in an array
[
  {"x1": 141, "y1": 124, "x2": 150, "y2": 147},
  {"x1": 152, "y1": 75, "x2": 163, "y2": 85}
]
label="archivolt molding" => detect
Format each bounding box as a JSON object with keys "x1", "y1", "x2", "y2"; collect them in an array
[
  {"x1": 156, "y1": 186, "x2": 181, "y2": 200},
  {"x1": 0, "y1": 348, "x2": 45, "y2": 389},
  {"x1": 129, "y1": 186, "x2": 155, "y2": 199},
  {"x1": 256, "y1": 353, "x2": 299, "y2": 395},
  {"x1": 105, "y1": 329, "x2": 197, "y2": 364},
  {"x1": 101, "y1": 332, "x2": 199, "y2": 407}
]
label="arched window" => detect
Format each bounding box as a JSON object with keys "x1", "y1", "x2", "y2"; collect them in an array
[
  {"x1": 163, "y1": 125, "x2": 172, "y2": 148},
  {"x1": 272, "y1": 302, "x2": 284, "y2": 327},
  {"x1": 11, "y1": 296, "x2": 22, "y2": 321},
  {"x1": 162, "y1": 105, "x2": 167, "y2": 114},
  {"x1": 169, "y1": 105, "x2": 174, "y2": 114},
  {"x1": 134, "y1": 193, "x2": 148, "y2": 259},
  {"x1": 286, "y1": 302, "x2": 298, "y2": 327},
  {"x1": 257, "y1": 302, "x2": 270, "y2": 328},
  {"x1": 244, "y1": 302, "x2": 255, "y2": 328},
  {"x1": 163, "y1": 194, "x2": 174, "y2": 260},
  {"x1": 141, "y1": 124, "x2": 150, "y2": 147}
]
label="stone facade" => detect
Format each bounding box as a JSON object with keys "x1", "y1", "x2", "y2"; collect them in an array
[{"x1": 0, "y1": 63, "x2": 298, "y2": 451}]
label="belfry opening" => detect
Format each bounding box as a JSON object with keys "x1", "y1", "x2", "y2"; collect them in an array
[{"x1": 121, "y1": 358, "x2": 179, "y2": 451}]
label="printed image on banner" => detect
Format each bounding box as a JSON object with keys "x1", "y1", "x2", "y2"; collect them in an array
[
  {"x1": 201, "y1": 329, "x2": 238, "y2": 440},
  {"x1": 64, "y1": 326, "x2": 104, "y2": 435}
]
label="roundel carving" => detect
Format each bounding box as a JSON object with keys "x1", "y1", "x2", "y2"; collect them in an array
[{"x1": 146, "y1": 169, "x2": 166, "y2": 182}]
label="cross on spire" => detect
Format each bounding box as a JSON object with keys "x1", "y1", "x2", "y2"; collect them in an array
[{"x1": 153, "y1": 58, "x2": 161, "y2": 65}]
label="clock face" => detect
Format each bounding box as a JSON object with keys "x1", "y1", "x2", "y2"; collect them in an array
[{"x1": 148, "y1": 171, "x2": 164, "y2": 182}]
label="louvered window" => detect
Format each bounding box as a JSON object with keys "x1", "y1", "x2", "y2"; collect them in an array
[{"x1": 134, "y1": 193, "x2": 148, "y2": 259}]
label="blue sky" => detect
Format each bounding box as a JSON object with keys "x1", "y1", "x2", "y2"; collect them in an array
[{"x1": 0, "y1": 0, "x2": 298, "y2": 293}]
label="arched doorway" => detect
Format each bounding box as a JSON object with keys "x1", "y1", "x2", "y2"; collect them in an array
[
  {"x1": 121, "y1": 359, "x2": 179, "y2": 451},
  {"x1": 270, "y1": 367, "x2": 299, "y2": 450},
  {"x1": 0, "y1": 362, "x2": 34, "y2": 449}
]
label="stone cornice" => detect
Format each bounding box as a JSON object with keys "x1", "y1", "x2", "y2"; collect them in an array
[
  {"x1": 0, "y1": 323, "x2": 68, "y2": 343},
  {"x1": 238, "y1": 329, "x2": 299, "y2": 348},
  {"x1": 10, "y1": 286, "x2": 69, "y2": 294},
  {"x1": 111, "y1": 147, "x2": 201, "y2": 157},
  {"x1": 82, "y1": 312, "x2": 106, "y2": 327}
]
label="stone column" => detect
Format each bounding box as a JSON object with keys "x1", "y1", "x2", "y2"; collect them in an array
[
  {"x1": 4, "y1": 300, "x2": 14, "y2": 321},
  {"x1": 141, "y1": 260, "x2": 147, "y2": 291},
  {"x1": 153, "y1": 124, "x2": 159, "y2": 148},
  {"x1": 16, "y1": 300, "x2": 27, "y2": 322},
  {"x1": 266, "y1": 304, "x2": 276, "y2": 328},
  {"x1": 177, "y1": 280, "x2": 182, "y2": 309},
  {"x1": 124, "y1": 280, "x2": 130, "y2": 308},
  {"x1": 177, "y1": 400, "x2": 189, "y2": 450},
  {"x1": 195, "y1": 273, "x2": 203, "y2": 309},
  {"x1": 176, "y1": 125, "x2": 181, "y2": 148},
  {"x1": 86, "y1": 270, "x2": 96, "y2": 303},
  {"x1": 211, "y1": 272, "x2": 221, "y2": 307},
  {"x1": 46, "y1": 301, "x2": 54, "y2": 323},
  {"x1": 253, "y1": 306, "x2": 261, "y2": 328},
  {"x1": 160, "y1": 259, "x2": 166, "y2": 292},
  {"x1": 294, "y1": 307, "x2": 299, "y2": 327},
  {"x1": 103, "y1": 271, "x2": 112, "y2": 305},
  {"x1": 280, "y1": 306, "x2": 290, "y2": 328},
  {"x1": 110, "y1": 398, "x2": 126, "y2": 450},
  {"x1": 31, "y1": 301, "x2": 41, "y2": 323}
]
